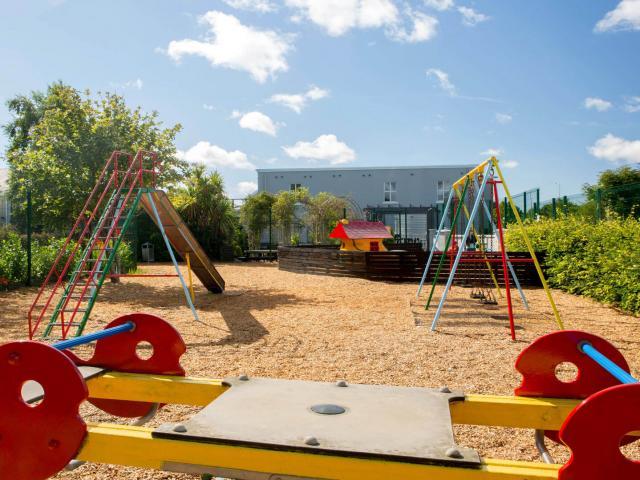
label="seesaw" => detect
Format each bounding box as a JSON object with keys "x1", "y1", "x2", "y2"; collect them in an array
[{"x1": 1, "y1": 313, "x2": 638, "y2": 479}]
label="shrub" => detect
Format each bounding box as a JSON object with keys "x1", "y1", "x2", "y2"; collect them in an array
[{"x1": 505, "y1": 216, "x2": 640, "y2": 315}]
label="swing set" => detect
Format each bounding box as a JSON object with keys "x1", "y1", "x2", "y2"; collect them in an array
[{"x1": 417, "y1": 157, "x2": 564, "y2": 339}]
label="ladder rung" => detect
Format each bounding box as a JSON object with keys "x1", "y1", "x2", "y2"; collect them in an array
[
  {"x1": 47, "y1": 322, "x2": 82, "y2": 327},
  {"x1": 63, "y1": 308, "x2": 87, "y2": 312}
]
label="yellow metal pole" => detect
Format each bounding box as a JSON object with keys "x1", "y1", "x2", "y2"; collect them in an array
[
  {"x1": 453, "y1": 184, "x2": 503, "y2": 297},
  {"x1": 452, "y1": 160, "x2": 491, "y2": 189},
  {"x1": 185, "y1": 252, "x2": 195, "y2": 303},
  {"x1": 492, "y1": 160, "x2": 564, "y2": 330},
  {"x1": 77, "y1": 423, "x2": 561, "y2": 479}
]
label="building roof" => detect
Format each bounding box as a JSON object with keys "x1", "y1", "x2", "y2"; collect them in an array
[
  {"x1": 0, "y1": 168, "x2": 8, "y2": 192},
  {"x1": 329, "y1": 220, "x2": 393, "y2": 240},
  {"x1": 257, "y1": 164, "x2": 475, "y2": 173}
]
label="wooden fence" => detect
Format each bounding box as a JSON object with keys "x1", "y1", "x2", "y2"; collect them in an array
[{"x1": 278, "y1": 246, "x2": 544, "y2": 286}]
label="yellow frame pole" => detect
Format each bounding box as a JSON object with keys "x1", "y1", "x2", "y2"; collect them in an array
[
  {"x1": 453, "y1": 184, "x2": 503, "y2": 297},
  {"x1": 185, "y1": 252, "x2": 195, "y2": 303},
  {"x1": 77, "y1": 423, "x2": 560, "y2": 479},
  {"x1": 492, "y1": 159, "x2": 564, "y2": 330}
]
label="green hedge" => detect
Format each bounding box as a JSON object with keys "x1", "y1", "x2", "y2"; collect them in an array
[
  {"x1": 0, "y1": 228, "x2": 136, "y2": 290},
  {"x1": 505, "y1": 217, "x2": 640, "y2": 315}
]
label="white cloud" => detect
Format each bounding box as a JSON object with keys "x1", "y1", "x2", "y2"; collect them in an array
[
  {"x1": 285, "y1": 0, "x2": 399, "y2": 37},
  {"x1": 110, "y1": 78, "x2": 143, "y2": 90},
  {"x1": 495, "y1": 113, "x2": 512, "y2": 124},
  {"x1": 223, "y1": 0, "x2": 276, "y2": 13},
  {"x1": 387, "y1": 11, "x2": 438, "y2": 43},
  {"x1": 178, "y1": 141, "x2": 256, "y2": 170},
  {"x1": 237, "y1": 181, "x2": 258, "y2": 195},
  {"x1": 283, "y1": 134, "x2": 356, "y2": 164},
  {"x1": 589, "y1": 133, "x2": 640, "y2": 164},
  {"x1": 166, "y1": 11, "x2": 293, "y2": 83},
  {"x1": 458, "y1": 6, "x2": 489, "y2": 26},
  {"x1": 501, "y1": 160, "x2": 519, "y2": 168},
  {"x1": 235, "y1": 111, "x2": 279, "y2": 136},
  {"x1": 595, "y1": 0, "x2": 640, "y2": 32},
  {"x1": 624, "y1": 96, "x2": 640, "y2": 113},
  {"x1": 584, "y1": 97, "x2": 613, "y2": 112},
  {"x1": 203, "y1": 104, "x2": 216, "y2": 111},
  {"x1": 481, "y1": 148, "x2": 503, "y2": 157},
  {"x1": 423, "y1": 0, "x2": 454, "y2": 11},
  {"x1": 426, "y1": 68, "x2": 456, "y2": 96},
  {"x1": 268, "y1": 85, "x2": 329, "y2": 113}
]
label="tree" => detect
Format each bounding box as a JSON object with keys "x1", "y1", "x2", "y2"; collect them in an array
[
  {"x1": 171, "y1": 165, "x2": 239, "y2": 258},
  {"x1": 304, "y1": 192, "x2": 347, "y2": 243},
  {"x1": 272, "y1": 188, "x2": 309, "y2": 245},
  {"x1": 239, "y1": 191, "x2": 275, "y2": 249},
  {"x1": 3, "y1": 82, "x2": 184, "y2": 232},
  {"x1": 585, "y1": 166, "x2": 640, "y2": 219}
]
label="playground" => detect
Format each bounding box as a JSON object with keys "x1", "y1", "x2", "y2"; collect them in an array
[{"x1": 2, "y1": 261, "x2": 640, "y2": 478}]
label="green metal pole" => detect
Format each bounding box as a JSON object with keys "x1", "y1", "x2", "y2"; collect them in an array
[
  {"x1": 425, "y1": 177, "x2": 470, "y2": 310},
  {"x1": 26, "y1": 189, "x2": 32, "y2": 287},
  {"x1": 268, "y1": 206, "x2": 272, "y2": 249},
  {"x1": 552, "y1": 198, "x2": 556, "y2": 219},
  {"x1": 523, "y1": 193, "x2": 527, "y2": 220},
  {"x1": 595, "y1": 188, "x2": 602, "y2": 221},
  {"x1": 536, "y1": 188, "x2": 540, "y2": 217}
]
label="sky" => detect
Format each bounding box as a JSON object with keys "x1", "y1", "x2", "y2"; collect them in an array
[{"x1": 0, "y1": 0, "x2": 639, "y2": 199}]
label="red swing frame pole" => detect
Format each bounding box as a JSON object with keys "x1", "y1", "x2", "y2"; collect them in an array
[{"x1": 491, "y1": 180, "x2": 516, "y2": 340}]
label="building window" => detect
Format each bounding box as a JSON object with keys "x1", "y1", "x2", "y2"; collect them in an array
[
  {"x1": 437, "y1": 180, "x2": 450, "y2": 203},
  {"x1": 383, "y1": 181, "x2": 397, "y2": 202},
  {"x1": 290, "y1": 183, "x2": 302, "y2": 191}
]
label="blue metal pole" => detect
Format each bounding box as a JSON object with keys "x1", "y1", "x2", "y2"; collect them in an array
[
  {"x1": 417, "y1": 188, "x2": 455, "y2": 297},
  {"x1": 431, "y1": 165, "x2": 491, "y2": 331},
  {"x1": 580, "y1": 342, "x2": 637, "y2": 384},
  {"x1": 147, "y1": 192, "x2": 201, "y2": 323},
  {"x1": 53, "y1": 321, "x2": 135, "y2": 350}
]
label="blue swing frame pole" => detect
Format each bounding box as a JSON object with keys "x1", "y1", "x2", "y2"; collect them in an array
[
  {"x1": 431, "y1": 165, "x2": 492, "y2": 331},
  {"x1": 53, "y1": 321, "x2": 135, "y2": 350},
  {"x1": 146, "y1": 192, "x2": 201, "y2": 323},
  {"x1": 475, "y1": 179, "x2": 529, "y2": 310},
  {"x1": 416, "y1": 188, "x2": 455, "y2": 297},
  {"x1": 580, "y1": 342, "x2": 637, "y2": 384}
]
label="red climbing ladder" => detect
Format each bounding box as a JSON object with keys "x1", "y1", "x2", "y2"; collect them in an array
[{"x1": 27, "y1": 151, "x2": 159, "y2": 340}]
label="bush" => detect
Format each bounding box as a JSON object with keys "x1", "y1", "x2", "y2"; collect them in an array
[
  {"x1": 505, "y1": 216, "x2": 640, "y2": 315},
  {"x1": 0, "y1": 227, "x2": 137, "y2": 290}
]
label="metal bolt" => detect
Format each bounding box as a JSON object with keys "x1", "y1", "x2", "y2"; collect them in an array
[
  {"x1": 446, "y1": 447, "x2": 463, "y2": 459},
  {"x1": 304, "y1": 436, "x2": 320, "y2": 446},
  {"x1": 239, "y1": 374, "x2": 249, "y2": 381},
  {"x1": 439, "y1": 386, "x2": 451, "y2": 394},
  {"x1": 336, "y1": 380, "x2": 348, "y2": 387},
  {"x1": 173, "y1": 424, "x2": 188, "y2": 433},
  {"x1": 48, "y1": 439, "x2": 60, "y2": 450},
  {"x1": 7, "y1": 352, "x2": 20, "y2": 366}
]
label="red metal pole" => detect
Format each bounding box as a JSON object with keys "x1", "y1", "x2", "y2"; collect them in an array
[{"x1": 492, "y1": 180, "x2": 516, "y2": 340}]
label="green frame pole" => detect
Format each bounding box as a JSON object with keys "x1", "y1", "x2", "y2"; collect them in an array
[{"x1": 425, "y1": 177, "x2": 470, "y2": 310}]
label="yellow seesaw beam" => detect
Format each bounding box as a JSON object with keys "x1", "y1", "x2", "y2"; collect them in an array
[
  {"x1": 86, "y1": 373, "x2": 579, "y2": 431},
  {"x1": 77, "y1": 423, "x2": 561, "y2": 480}
]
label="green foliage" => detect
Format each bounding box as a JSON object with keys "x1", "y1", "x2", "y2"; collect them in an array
[
  {"x1": 304, "y1": 192, "x2": 347, "y2": 243},
  {"x1": 171, "y1": 165, "x2": 241, "y2": 258},
  {"x1": 115, "y1": 242, "x2": 137, "y2": 274},
  {"x1": 239, "y1": 191, "x2": 275, "y2": 248},
  {"x1": 3, "y1": 82, "x2": 184, "y2": 233},
  {"x1": 272, "y1": 188, "x2": 309, "y2": 245},
  {"x1": 505, "y1": 217, "x2": 640, "y2": 315},
  {"x1": 585, "y1": 166, "x2": 640, "y2": 219}
]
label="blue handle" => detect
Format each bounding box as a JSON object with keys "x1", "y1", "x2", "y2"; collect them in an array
[
  {"x1": 580, "y1": 342, "x2": 637, "y2": 385},
  {"x1": 53, "y1": 321, "x2": 135, "y2": 350}
]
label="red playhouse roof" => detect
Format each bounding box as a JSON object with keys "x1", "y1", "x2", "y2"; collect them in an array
[{"x1": 329, "y1": 220, "x2": 393, "y2": 240}]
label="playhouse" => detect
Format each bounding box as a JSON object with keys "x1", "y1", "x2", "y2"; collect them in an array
[{"x1": 329, "y1": 219, "x2": 393, "y2": 251}]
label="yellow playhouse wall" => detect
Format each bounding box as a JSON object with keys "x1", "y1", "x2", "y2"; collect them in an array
[{"x1": 340, "y1": 239, "x2": 388, "y2": 252}]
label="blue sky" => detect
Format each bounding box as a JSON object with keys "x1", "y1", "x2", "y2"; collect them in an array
[{"x1": 1, "y1": 0, "x2": 639, "y2": 199}]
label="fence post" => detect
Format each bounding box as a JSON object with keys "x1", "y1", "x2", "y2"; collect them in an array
[
  {"x1": 523, "y1": 193, "x2": 527, "y2": 220},
  {"x1": 26, "y1": 189, "x2": 32, "y2": 287},
  {"x1": 551, "y1": 198, "x2": 556, "y2": 219},
  {"x1": 268, "y1": 206, "x2": 273, "y2": 249},
  {"x1": 563, "y1": 195, "x2": 568, "y2": 215},
  {"x1": 535, "y1": 188, "x2": 540, "y2": 217}
]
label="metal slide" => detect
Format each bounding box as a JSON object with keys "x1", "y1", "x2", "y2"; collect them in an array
[{"x1": 140, "y1": 190, "x2": 225, "y2": 293}]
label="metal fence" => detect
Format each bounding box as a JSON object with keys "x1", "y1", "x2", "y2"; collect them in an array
[
  {"x1": 0, "y1": 192, "x2": 11, "y2": 227},
  {"x1": 506, "y1": 182, "x2": 640, "y2": 222}
]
